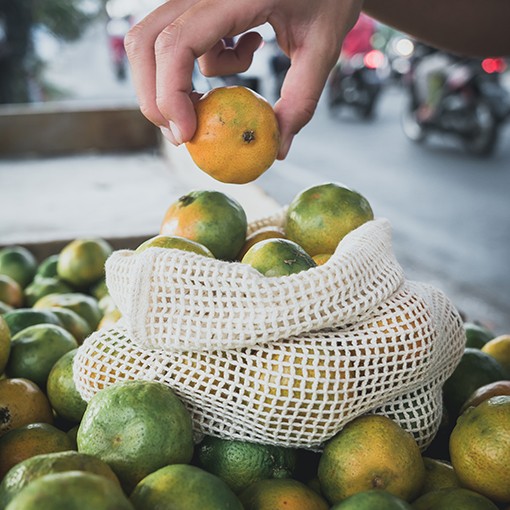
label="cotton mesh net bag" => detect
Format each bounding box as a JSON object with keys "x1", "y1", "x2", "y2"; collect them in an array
[{"x1": 74, "y1": 212, "x2": 465, "y2": 450}]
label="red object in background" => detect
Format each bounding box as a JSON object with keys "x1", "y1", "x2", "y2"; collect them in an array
[
  {"x1": 341, "y1": 14, "x2": 377, "y2": 58},
  {"x1": 481, "y1": 57, "x2": 507, "y2": 74},
  {"x1": 363, "y1": 49, "x2": 385, "y2": 69}
]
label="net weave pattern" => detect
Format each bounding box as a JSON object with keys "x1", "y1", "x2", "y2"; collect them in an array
[
  {"x1": 105, "y1": 217, "x2": 406, "y2": 351},
  {"x1": 74, "y1": 216, "x2": 465, "y2": 450}
]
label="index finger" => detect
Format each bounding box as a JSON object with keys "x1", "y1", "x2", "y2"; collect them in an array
[{"x1": 153, "y1": 1, "x2": 266, "y2": 142}]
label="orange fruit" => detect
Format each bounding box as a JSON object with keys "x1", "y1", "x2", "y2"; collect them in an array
[
  {"x1": 24, "y1": 277, "x2": 73, "y2": 307},
  {"x1": 420, "y1": 457, "x2": 460, "y2": 495},
  {"x1": 449, "y1": 395, "x2": 510, "y2": 503},
  {"x1": 460, "y1": 380, "x2": 510, "y2": 413},
  {"x1": 237, "y1": 226, "x2": 287, "y2": 260},
  {"x1": 285, "y1": 182, "x2": 374, "y2": 257},
  {"x1": 46, "y1": 349, "x2": 87, "y2": 424},
  {"x1": 317, "y1": 415, "x2": 425, "y2": 504},
  {"x1": 312, "y1": 253, "x2": 332, "y2": 266},
  {"x1": 0, "y1": 422, "x2": 75, "y2": 479},
  {"x1": 57, "y1": 238, "x2": 113, "y2": 289},
  {"x1": 186, "y1": 86, "x2": 280, "y2": 184},
  {"x1": 130, "y1": 464, "x2": 243, "y2": 510},
  {"x1": 412, "y1": 487, "x2": 499, "y2": 509},
  {"x1": 329, "y1": 489, "x2": 413, "y2": 509},
  {"x1": 135, "y1": 234, "x2": 214, "y2": 257},
  {"x1": 4, "y1": 471, "x2": 133, "y2": 510},
  {"x1": 0, "y1": 246, "x2": 37, "y2": 289},
  {"x1": 481, "y1": 334, "x2": 510, "y2": 376},
  {"x1": 196, "y1": 436, "x2": 297, "y2": 494},
  {"x1": 0, "y1": 378, "x2": 54, "y2": 437},
  {"x1": 463, "y1": 322, "x2": 494, "y2": 348},
  {"x1": 0, "y1": 315, "x2": 11, "y2": 374},
  {"x1": 239, "y1": 478, "x2": 329, "y2": 510},
  {"x1": 77, "y1": 380, "x2": 194, "y2": 492},
  {"x1": 0, "y1": 274, "x2": 23, "y2": 308},
  {"x1": 0, "y1": 450, "x2": 120, "y2": 509},
  {"x1": 160, "y1": 190, "x2": 247, "y2": 261},
  {"x1": 6, "y1": 324, "x2": 78, "y2": 389},
  {"x1": 242, "y1": 238, "x2": 317, "y2": 276}
]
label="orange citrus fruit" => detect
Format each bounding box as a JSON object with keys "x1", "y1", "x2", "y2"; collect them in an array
[
  {"x1": 236, "y1": 226, "x2": 287, "y2": 260},
  {"x1": 0, "y1": 315, "x2": 11, "y2": 374},
  {"x1": 160, "y1": 190, "x2": 247, "y2": 261},
  {"x1": 449, "y1": 395, "x2": 510, "y2": 503},
  {"x1": 285, "y1": 182, "x2": 374, "y2": 257},
  {"x1": 481, "y1": 334, "x2": 510, "y2": 376},
  {"x1": 130, "y1": 464, "x2": 243, "y2": 510},
  {"x1": 239, "y1": 478, "x2": 329, "y2": 510},
  {"x1": 0, "y1": 378, "x2": 54, "y2": 437},
  {"x1": 318, "y1": 414, "x2": 425, "y2": 504},
  {"x1": 0, "y1": 422, "x2": 75, "y2": 479},
  {"x1": 77, "y1": 380, "x2": 194, "y2": 492},
  {"x1": 0, "y1": 274, "x2": 23, "y2": 308},
  {"x1": 186, "y1": 86, "x2": 280, "y2": 184},
  {"x1": 135, "y1": 234, "x2": 214, "y2": 257},
  {"x1": 460, "y1": 380, "x2": 510, "y2": 413},
  {"x1": 3, "y1": 471, "x2": 133, "y2": 510},
  {"x1": 196, "y1": 436, "x2": 297, "y2": 494}
]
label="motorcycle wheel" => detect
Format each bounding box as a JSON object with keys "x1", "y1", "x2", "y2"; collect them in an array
[
  {"x1": 401, "y1": 104, "x2": 427, "y2": 143},
  {"x1": 463, "y1": 100, "x2": 499, "y2": 157}
]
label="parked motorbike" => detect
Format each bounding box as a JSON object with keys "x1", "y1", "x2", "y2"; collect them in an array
[
  {"x1": 327, "y1": 49, "x2": 387, "y2": 119},
  {"x1": 401, "y1": 48, "x2": 510, "y2": 156}
]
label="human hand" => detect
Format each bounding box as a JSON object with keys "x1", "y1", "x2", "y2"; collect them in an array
[{"x1": 124, "y1": 0, "x2": 363, "y2": 159}]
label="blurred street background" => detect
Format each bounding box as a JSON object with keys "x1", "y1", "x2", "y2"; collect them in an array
[{"x1": 1, "y1": 1, "x2": 509, "y2": 333}]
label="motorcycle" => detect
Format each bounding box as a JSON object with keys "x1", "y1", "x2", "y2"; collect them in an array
[
  {"x1": 401, "y1": 48, "x2": 510, "y2": 156},
  {"x1": 327, "y1": 49, "x2": 387, "y2": 119}
]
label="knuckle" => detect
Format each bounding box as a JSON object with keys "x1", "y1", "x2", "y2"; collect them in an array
[
  {"x1": 154, "y1": 19, "x2": 184, "y2": 58},
  {"x1": 139, "y1": 102, "x2": 162, "y2": 126},
  {"x1": 124, "y1": 23, "x2": 145, "y2": 59}
]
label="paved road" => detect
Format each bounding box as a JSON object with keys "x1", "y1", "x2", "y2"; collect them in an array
[{"x1": 259, "y1": 86, "x2": 510, "y2": 334}]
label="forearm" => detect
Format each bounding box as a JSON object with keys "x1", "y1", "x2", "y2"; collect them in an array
[{"x1": 363, "y1": 0, "x2": 510, "y2": 56}]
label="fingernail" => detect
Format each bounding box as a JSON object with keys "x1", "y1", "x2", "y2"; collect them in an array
[
  {"x1": 160, "y1": 127, "x2": 178, "y2": 145},
  {"x1": 169, "y1": 121, "x2": 183, "y2": 145}
]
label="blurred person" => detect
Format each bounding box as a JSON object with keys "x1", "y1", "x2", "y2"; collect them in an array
[
  {"x1": 123, "y1": 0, "x2": 510, "y2": 161},
  {"x1": 340, "y1": 12, "x2": 377, "y2": 61}
]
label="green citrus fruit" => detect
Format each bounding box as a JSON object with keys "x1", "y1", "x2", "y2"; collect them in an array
[
  {"x1": 285, "y1": 182, "x2": 374, "y2": 257},
  {"x1": 196, "y1": 436, "x2": 297, "y2": 493},
  {"x1": 317, "y1": 415, "x2": 425, "y2": 504},
  {"x1": 0, "y1": 423, "x2": 75, "y2": 479},
  {"x1": 46, "y1": 349, "x2": 87, "y2": 424},
  {"x1": 130, "y1": 463, "x2": 243, "y2": 510},
  {"x1": 449, "y1": 395, "x2": 510, "y2": 503},
  {"x1": 420, "y1": 457, "x2": 460, "y2": 495},
  {"x1": 463, "y1": 322, "x2": 495, "y2": 349},
  {"x1": 6, "y1": 324, "x2": 78, "y2": 388},
  {"x1": 242, "y1": 238, "x2": 317, "y2": 276},
  {"x1": 240, "y1": 478, "x2": 329, "y2": 510},
  {"x1": 0, "y1": 315, "x2": 11, "y2": 374},
  {"x1": 90, "y1": 279, "x2": 108, "y2": 300},
  {"x1": 412, "y1": 487, "x2": 499, "y2": 510},
  {"x1": 136, "y1": 234, "x2": 214, "y2": 257},
  {"x1": 0, "y1": 275, "x2": 23, "y2": 308},
  {"x1": 160, "y1": 190, "x2": 247, "y2": 261},
  {"x1": 2, "y1": 308, "x2": 63, "y2": 337},
  {"x1": 46, "y1": 307, "x2": 92, "y2": 344},
  {"x1": 77, "y1": 380, "x2": 194, "y2": 492},
  {"x1": 34, "y1": 292, "x2": 103, "y2": 330},
  {"x1": 24, "y1": 277, "x2": 73, "y2": 307},
  {"x1": 4, "y1": 471, "x2": 134, "y2": 510},
  {"x1": 0, "y1": 246, "x2": 37, "y2": 289},
  {"x1": 0, "y1": 378, "x2": 54, "y2": 437},
  {"x1": 237, "y1": 226, "x2": 287, "y2": 260},
  {"x1": 57, "y1": 238, "x2": 113, "y2": 289},
  {"x1": 443, "y1": 347, "x2": 507, "y2": 418},
  {"x1": 481, "y1": 335, "x2": 510, "y2": 376},
  {"x1": 0, "y1": 301, "x2": 13, "y2": 314},
  {"x1": 35, "y1": 254, "x2": 59, "y2": 279},
  {"x1": 0, "y1": 450, "x2": 120, "y2": 509},
  {"x1": 329, "y1": 489, "x2": 413, "y2": 509}
]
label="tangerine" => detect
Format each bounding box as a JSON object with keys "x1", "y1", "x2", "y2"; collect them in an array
[{"x1": 186, "y1": 86, "x2": 280, "y2": 184}]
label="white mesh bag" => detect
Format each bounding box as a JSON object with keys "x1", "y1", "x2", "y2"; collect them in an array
[
  {"x1": 106, "y1": 217, "x2": 407, "y2": 352},
  {"x1": 74, "y1": 276, "x2": 465, "y2": 450}
]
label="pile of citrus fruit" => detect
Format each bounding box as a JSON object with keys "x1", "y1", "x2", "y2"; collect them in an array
[
  {"x1": 0, "y1": 79, "x2": 510, "y2": 510},
  {"x1": 1, "y1": 180, "x2": 509, "y2": 505}
]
